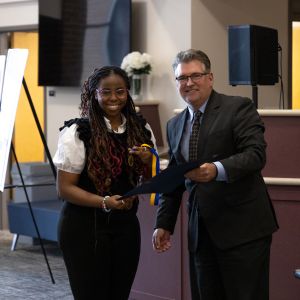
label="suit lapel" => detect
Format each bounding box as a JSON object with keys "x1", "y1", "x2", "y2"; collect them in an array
[
  {"x1": 198, "y1": 90, "x2": 221, "y2": 155},
  {"x1": 171, "y1": 108, "x2": 188, "y2": 163}
]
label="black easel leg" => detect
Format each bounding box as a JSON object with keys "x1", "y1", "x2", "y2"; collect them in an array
[{"x1": 11, "y1": 143, "x2": 55, "y2": 284}]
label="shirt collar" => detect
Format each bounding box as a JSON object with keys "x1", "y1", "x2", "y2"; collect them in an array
[
  {"x1": 104, "y1": 114, "x2": 127, "y2": 133},
  {"x1": 187, "y1": 99, "x2": 208, "y2": 121}
]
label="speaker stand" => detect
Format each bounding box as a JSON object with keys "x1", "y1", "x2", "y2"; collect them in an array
[{"x1": 252, "y1": 85, "x2": 258, "y2": 109}]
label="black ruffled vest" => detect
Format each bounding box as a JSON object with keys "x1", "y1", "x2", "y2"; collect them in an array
[{"x1": 60, "y1": 118, "x2": 139, "y2": 198}]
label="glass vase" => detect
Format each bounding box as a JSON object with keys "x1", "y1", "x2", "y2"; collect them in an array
[{"x1": 131, "y1": 74, "x2": 143, "y2": 101}]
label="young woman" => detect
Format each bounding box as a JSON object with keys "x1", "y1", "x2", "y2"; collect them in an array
[{"x1": 53, "y1": 66, "x2": 156, "y2": 299}]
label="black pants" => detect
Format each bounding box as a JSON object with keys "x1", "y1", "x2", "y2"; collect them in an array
[
  {"x1": 189, "y1": 217, "x2": 272, "y2": 300},
  {"x1": 58, "y1": 203, "x2": 140, "y2": 300}
]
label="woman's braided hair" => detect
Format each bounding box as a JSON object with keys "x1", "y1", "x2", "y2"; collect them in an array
[{"x1": 79, "y1": 66, "x2": 153, "y2": 194}]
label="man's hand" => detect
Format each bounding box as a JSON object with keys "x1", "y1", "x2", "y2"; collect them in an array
[
  {"x1": 185, "y1": 162, "x2": 217, "y2": 182},
  {"x1": 152, "y1": 228, "x2": 171, "y2": 253}
]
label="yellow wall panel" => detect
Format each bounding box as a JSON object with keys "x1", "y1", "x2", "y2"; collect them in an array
[
  {"x1": 292, "y1": 24, "x2": 300, "y2": 109},
  {"x1": 11, "y1": 32, "x2": 44, "y2": 162}
]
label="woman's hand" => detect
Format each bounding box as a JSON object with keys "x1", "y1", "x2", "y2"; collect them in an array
[
  {"x1": 104, "y1": 195, "x2": 136, "y2": 210},
  {"x1": 128, "y1": 145, "x2": 152, "y2": 164}
]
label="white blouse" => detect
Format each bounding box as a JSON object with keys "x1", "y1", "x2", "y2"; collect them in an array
[{"x1": 53, "y1": 116, "x2": 157, "y2": 174}]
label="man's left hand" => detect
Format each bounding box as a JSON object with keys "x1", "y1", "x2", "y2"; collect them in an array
[{"x1": 185, "y1": 162, "x2": 217, "y2": 182}]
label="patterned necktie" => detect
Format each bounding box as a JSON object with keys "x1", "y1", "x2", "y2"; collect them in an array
[{"x1": 189, "y1": 111, "x2": 202, "y2": 161}]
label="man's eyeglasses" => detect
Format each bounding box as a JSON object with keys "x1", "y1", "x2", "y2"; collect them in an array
[
  {"x1": 96, "y1": 88, "x2": 127, "y2": 99},
  {"x1": 175, "y1": 72, "x2": 209, "y2": 84}
]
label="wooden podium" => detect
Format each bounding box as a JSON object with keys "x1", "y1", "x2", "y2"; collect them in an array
[
  {"x1": 130, "y1": 109, "x2": 300, "y2": 300},
  {"x1": 259, "y1": 109, "x2": 300, "y2": 300},
  {"x1": 134, "y1": 100, "x2": 164, "y2": 147}
]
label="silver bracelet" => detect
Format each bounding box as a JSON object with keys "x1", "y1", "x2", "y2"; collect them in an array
[{"x1": 102, "y1": 195, "x2": 111, "y2": 213}]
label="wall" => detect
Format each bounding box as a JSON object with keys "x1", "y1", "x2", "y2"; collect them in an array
[
  {"x1": 46, "y1": 0, "x2": 192, "y2": 156},
  {"x1": 0, "y1": 0, "x2": 290, "y2": 153},
  {"x1": 131, "y1": 0, "x2": 192, "y2": 147},
  {"x1": 191, "y1": 0, "x2": 288, "y2": 109},
  {"x1": 46, "y1": 0, "x2": 289, "y2": 155},
  {"x1": 0, "y1": 0, "x2": 37, "y2": 31}
]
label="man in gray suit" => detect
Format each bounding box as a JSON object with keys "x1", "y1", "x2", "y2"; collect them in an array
[{"x1": 152, "y1": 49, "x2": 278, "y2": 300}]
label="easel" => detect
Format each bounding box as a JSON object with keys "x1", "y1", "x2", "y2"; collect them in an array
[{"x1": 4, "y1": 78, "x2": 56, "y2": 284}]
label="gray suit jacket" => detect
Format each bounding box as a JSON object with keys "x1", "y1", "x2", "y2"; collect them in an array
[{"x1": 155, "y1": 90, "x2": 278, "y2": 250}]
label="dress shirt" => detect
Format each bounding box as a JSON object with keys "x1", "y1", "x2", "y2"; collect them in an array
[{"x1": 180, "y1": 102, "x2": 227, "y2": 181}]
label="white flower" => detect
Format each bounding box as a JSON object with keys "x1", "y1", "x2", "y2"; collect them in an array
[{"x1": 121, "y1": 51, "x2": 153, "y2": 77}]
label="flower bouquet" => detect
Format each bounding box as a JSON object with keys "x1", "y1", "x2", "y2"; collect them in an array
[
  {"x1": 121, "y1": 51, "x2": 153, "y2": 100},
  {"x1": 121, "y1": 51, "x2": 153, "y2": 76}
]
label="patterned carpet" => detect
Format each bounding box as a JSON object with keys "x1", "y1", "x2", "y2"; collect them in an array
[{"x1": 0, "y1": 230, "x2": 73, "y2": 299}]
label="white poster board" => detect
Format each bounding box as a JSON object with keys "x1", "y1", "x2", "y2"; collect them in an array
[
  {"x1": 0, "y1": 49, "x2": 28, "y2": 191},
  {"x1": 0, "y1": 55, "x2": 5, "y2": 96}
]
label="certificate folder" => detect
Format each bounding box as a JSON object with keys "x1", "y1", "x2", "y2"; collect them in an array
[{"x1": 120, "y1": 160, "x2": 200, "y2": 199}]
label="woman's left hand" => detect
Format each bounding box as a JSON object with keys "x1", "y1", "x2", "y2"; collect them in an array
[
  {"x1": 128, "y1": 146, "x2": 152, "y2": 164},
  {"x1": 105, "y1": 195, "x2": 136, "y2": 210}
]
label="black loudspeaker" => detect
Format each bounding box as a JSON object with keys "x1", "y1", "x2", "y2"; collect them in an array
[{"x1": 228, "y1": 24, "x2": 278, "y2": 86}]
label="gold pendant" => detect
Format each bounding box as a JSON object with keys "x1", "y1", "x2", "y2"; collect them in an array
[
  {"x1": 104, "y1": 178, "x2": 111, "y2": 187},
  {"x1": 128, "y1": 154, "x2": 134, "y2": 167}
]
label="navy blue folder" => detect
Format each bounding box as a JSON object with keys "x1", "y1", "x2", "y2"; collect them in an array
[{"x1": 120, "y1": 160, "x2": 200, "y2": 199}]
